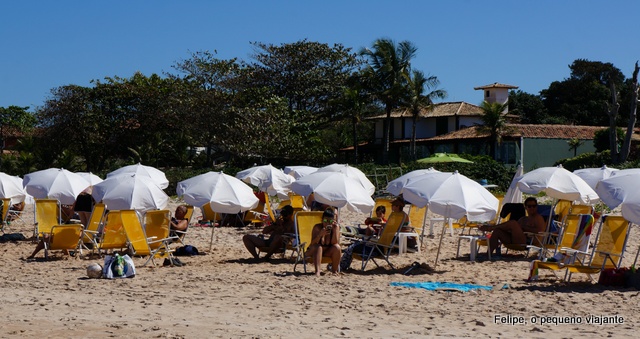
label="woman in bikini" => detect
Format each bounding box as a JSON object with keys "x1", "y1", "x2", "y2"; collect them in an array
[{"x1": 308, "y1": 208, "x2": 341, "y2": 276}]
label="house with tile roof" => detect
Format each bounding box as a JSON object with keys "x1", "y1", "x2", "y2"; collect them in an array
[{"x1": 350, "y1": 83, "x2": 620, "y2": 171}]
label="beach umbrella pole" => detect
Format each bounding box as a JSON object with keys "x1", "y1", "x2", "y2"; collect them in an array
[{"x1": 433, "y1": 208, "x2": 450, "y2": 269}]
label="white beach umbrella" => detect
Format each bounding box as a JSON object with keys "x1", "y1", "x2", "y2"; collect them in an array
[
  {"x1": 503, "y1": 164, "x2": 524, "y2": 205},
  {"x1": 283, "y1": 165, "x2": 318, "y2": 179},
  {"x1": 76, "y1": 172, "x2": 104, "y2": 186},
  {"x1": 315, "y1": 163, "x2": 376, "y2": 196},
  {"x1": 385, "y1": 168, "x2": 441, "y2": 196},
  {"x1": 0, "y1": 172, "x2": 27, "y2": 204},
  {"x1": 177, "y1": 171, "x2": 259, "y2": 214},
  {"x1": 573, "y1": 165, "x2": 618, "y2": 190},
  {"x1": 595, "y1": 171, "x2": 640, "y2": 224},
  {"x1": 236, "y1": 164, "x2": 294, "y2": 199},
  {"x1": 517, "y1": 166, "x2": 599, "y2": 205},
  {"x1": 106, "y1": 163, "x2": 169, "y2": 189},
  {"x1": 401, "y1": 171, "x2": 499, "y2": 268},
  {"x1": 288, "y1": 171, "x2": 374, "y2": 214},
  {"x1": 23, "y1": 168, "x2": 91, "y2": 205},
  {"x1": 92, "y1": 174, "x2": 169, "y2": 212}
]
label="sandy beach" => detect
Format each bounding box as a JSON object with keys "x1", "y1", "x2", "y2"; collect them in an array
[{"x1": 1, "y1": 198, "x2": 639, "y2": 338}]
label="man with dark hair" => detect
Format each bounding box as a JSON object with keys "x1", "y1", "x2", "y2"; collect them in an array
[
  {"x1": 479, "y1": 197, "x2": 546, "y2": 257},
  {"x1": 242, "y1": 205, "x2": 295, "y2": 260}
]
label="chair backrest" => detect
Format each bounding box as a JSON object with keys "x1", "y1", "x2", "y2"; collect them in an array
[
  {"x1": 569, "y1": 204, "x2": 593, "y2": 215},
  {"x1": 35, "y1": 199, "x2": 61, "y2": 235},
  {"x1": 265, "y1": 195, "x2": 276, "y2": 223},
  {"x1": 377, "y1": 211, "x2": 406, "y2": 247},
  {"x1": 1, "y1": 198, "x2": 10, "y2": 222},
  {"x1": 86, "y1": 203, "x2": 106, "y2": 232},
  {"x1": 144, "y1": 210, "x2": 171, "y2": 249},
  {"x1": 589, "y1": 215, "x2": 630, "y2": 269},
  {"x1": 500, "y1": 203, "x2": 526, "y2": 222},
  {"x1": 184, "y1": 205, "x2": 195, "y2": 225},
  {"x1": 100, "y1": 211, "x2": 128, "y2": 251},
  {"x1": 408, "y1": 205, "x2": 427, "y2": 234},
  {"x1": 122, "y1": 210, "x2": 151, "y2": 256},
  {"x1": 294, "y1": 211, "x2": 323, "y2": 252},
  {"x1": 372, "y1": 198, "x2": 393, "y2": 219},
  {"x1": 289, "y1": 194, "x2": 306, "y2": 212},
  {"x1": 554, "y1": 200, "x2": 572, "y2": 222},
  {"x1": 201, "y1": 203, "x2": 218, "y2": 221},
  {"x1": 49, "y1": 224, "x2": 83, "y2": 251},
  {"x1": 558, "y1": 214, "x2": 594, "y2": 251}
]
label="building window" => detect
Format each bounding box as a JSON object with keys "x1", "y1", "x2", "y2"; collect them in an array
[
  {"x1": 485, "y1": 90, "x2": 490, "y2": 98},
  {"x1": 435, "y1": 117, "x2": 448, "y2": 136}
]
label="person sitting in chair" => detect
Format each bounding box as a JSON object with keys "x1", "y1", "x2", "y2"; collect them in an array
[
  {"x1": 478, "y1": 197, "x2": 546, "y2": 257},
  {"x1": 7, "y1": 201, "x2": 25, "y2": 221},
  {"x1": 242, "y1": 205, "x2": 295, "y2": 260},
  {"x1": 170, "y1": 205, "x2": 189, "y2": 237},
  {"x1": 361, "y1": 205, "x2": 387, "y2": 236},
  {"x1": 309, "y1": 208, "x2": 341, "y2": 276}
]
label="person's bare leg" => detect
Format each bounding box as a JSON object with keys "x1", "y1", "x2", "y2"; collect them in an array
[
  {"x1": 242, "y1": 235, "x2": 266, "y2": 259},
  {"x1": 313, "y1": 245, "x2": 323, "y2": 276},
  {"x1": 325, "y1": 244, "x2": 341, "y2": 273},
  {"x1": 264, "y1": 234, "x2": 283, "y2": 259},
  {"x1": 27, "y1": 238, "x2": 47, "y2": 259}
]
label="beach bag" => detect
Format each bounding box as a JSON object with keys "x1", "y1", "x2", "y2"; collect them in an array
[
  {"x1": 175, "y1": 245, "x2": 200, "y2": 256},
  {"x1": 598, "y1": 267, "x2": 627, "y2": 286},
  {"x1": 103, "y1": 254, "x2": 136, "y2": 279}
]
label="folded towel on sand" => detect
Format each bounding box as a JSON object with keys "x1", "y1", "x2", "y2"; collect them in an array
[{"x1": 390, "y1": 281, "x2": 493, "y2": 292}]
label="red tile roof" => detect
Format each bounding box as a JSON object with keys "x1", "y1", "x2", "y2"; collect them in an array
[
  {"x1": 473, "y1": 82, "x2": 519, "y2": 90},
  {"x1": 366, "y1": 101, "x2": 483, "y2": 119}
]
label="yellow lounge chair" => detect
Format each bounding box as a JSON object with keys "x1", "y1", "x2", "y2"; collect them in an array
[
  {"x1": 352, "y1": 211, "x2": 406, "y2": 271},
  {"x1": 97, "y1": 211, "x2": 128, "y2": 255},
  {"x1": 290, "y1": 211, "x2": 334, "y2": 273},
  {"x1": 44, "y1": 224, "x2": 83, "y2": 259},
  {"x1": 124, "y1": 210, "x2": 178, "y2": 267},
  {"x1": 0, "y1": 198, "x2": 10, "y2": 234},
  {"x1": 34, "y1": 199, "x2": 61, "y2": 241},
  {"x1": 81, "y1": 203, "x2": 106, "y2": 252},
  {"x1": 564, "y1": 215, "x2": 631, "y2": 282}
]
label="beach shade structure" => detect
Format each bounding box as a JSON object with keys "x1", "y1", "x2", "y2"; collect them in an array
[
  {"x1": 288, "y1": 171, "x2": 375, "y2": 214},
  {"x1": 92, "y1": 174, "x2": 169, "y2": 212},
  {"x1": 75, "y1": 172, "x2": 104, "y2": 186},
  {"x1": 106, "y1": 163, "x2": 169, "y2": 189},
  {"x1": 0, "y1": 172, "x2": 27, "y2": 204},
  {"x1": 516, "y1": 166, "x2": 599, "y2": 205},
  {"x1": 595, "y1": 170, "x2": 640, "y2": 224},
  {"x1": 177, "y1": 171, "x2": 259, "y2": 214},
  {"x1": 401, "y1": 171, "x2": 499, "y2": 268},
  {"x1": 23, "y1": 168, "x2": 91, "y2": 205},
  {"x1": 503, "y1": 164, "x2": 524, "y2": 205},
  {"x1": 236, "y1": 164, "x2": 294, "y2": 199},
  {"x1": 315, "y1": 163, "x2": 376, "y2": 196},
  {"x1": 573, "y1": 165, "x2": 618, "y2": 190},
  {"x1": 416, "y1": 153, "x2": 474, "y2": 164},
  {"x1": 283, "y1": 165, "x2": 318, "y2": 180},
  {"x1": 386, "y1": 168, "x2": 442, "y2": 196}
]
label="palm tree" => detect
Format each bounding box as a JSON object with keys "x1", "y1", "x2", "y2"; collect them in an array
[
  {"x1": 477, "y1": 101, "x2": 510, "y2": 159},
  {"x1": 404, "y1": 70, "x2": 447, "y2": 161},
  {"x1": 360, "y1": 39, "x2": 417, "y2": 164}
]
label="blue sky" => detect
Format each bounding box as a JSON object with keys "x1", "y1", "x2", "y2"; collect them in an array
[{"x1": 2, "y1": 1, "x2": 639, "y2": 110}]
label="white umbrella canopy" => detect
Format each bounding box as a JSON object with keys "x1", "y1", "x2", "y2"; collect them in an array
[
  {"x1": 288, "y1": 171, "x2": 374, "y2": 214},
  {"x1": 177, "y1": 171, "x2": 259, "y2": 214},
  {"x1": 236, "y1": 164, "x2": 294, "y2": 199},
  {"x1": 315, "y1": 163, "x2": 376, "y2": 196},
  {"x1": 23, "y1": 168, "x2": 91, "y2": 205},
  {"x1": 516, "y1": 166, "x2": 600, "y2": 205},
  {"x1": 595, "y1": 171, "x2": 640, "y2": 224},
  {"x1": 283, "y1": 165, "x2": 318, "y2": 179},
  {"x1": 106, "y1": 163, "x2": 169, "y2": 189},
  {"x1": 0, "y1": 172, "x2": 27, "y2": 204},
  {"x1": 573, "y1": 165, "x2": 618, "y2": 190},
  {"x1": 402, "y1": 171, "x2": 499, "y2": 222},
  {"x1": 92, "y1": 174, "x2": 169, "y2": 212},
  {"x1": 76, "y1": 172, "x2": 104, "y2": 186},
  {"x1": 503, "y1": 164, "x2": 524, "y2": 205},
  {"x1": 385, "y1": 168, "x2": 441, "y2": 196},
  {"x1": 401, "y1": 171, "x2": 499, "y2": 268}
]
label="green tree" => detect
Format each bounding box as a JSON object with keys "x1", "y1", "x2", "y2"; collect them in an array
[
  {"x1": 508, "y1": 90, "x2": 559, "y2": 124},
  {"x1": 360, "y1": 38, "x2": 417, "y2": 164},
  {"x1": 477, "y1": 101, "x2": 510, "y2": 160},
  {"x1": 567, "y1": 137, "x2": 584, "y2": 157},
  {"x1": 541, "y1": 59, "x2": 625, "y2": 126},
  {"x1": 0, "y1": 105, "x2": 37, "y2": 170},
  {"x1": 403, "y1": 70, "x2": 446, "y2": 161}
]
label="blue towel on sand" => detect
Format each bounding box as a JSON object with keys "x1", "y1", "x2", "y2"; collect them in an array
[{"x1": 391, "y1": 281, "x2": 493, "y2": 292}]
